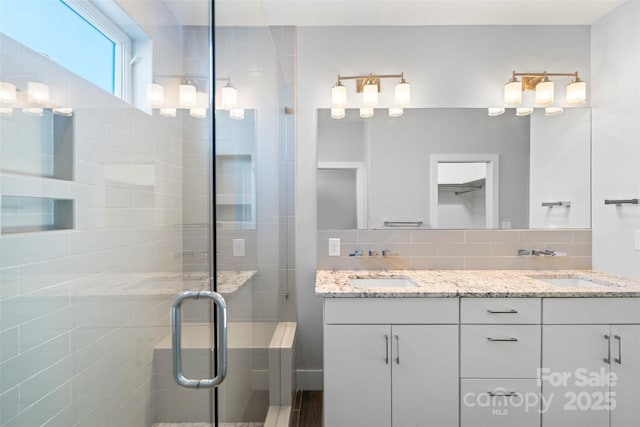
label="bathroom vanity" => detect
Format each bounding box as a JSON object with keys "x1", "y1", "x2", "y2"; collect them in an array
[{"x1": 316, "y1": 270, "x2": 640, "y2": 427}]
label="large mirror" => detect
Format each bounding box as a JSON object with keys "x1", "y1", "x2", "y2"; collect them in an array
[{"x1": 317, "y1": 108, "x2": 591, "y2": 230}]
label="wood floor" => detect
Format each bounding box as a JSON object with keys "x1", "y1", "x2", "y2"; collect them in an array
[{"x1": 292, "y1": 390, "x2": 322, "y2": 427}]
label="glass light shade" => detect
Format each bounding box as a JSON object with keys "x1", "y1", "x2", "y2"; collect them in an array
[
  {"x1": 27, "y1": 82, "x2": 50, "y2": 105},
  {"x1": 535, "y1": 80, "x2": 554, "y2": 106},
  {"x1": 389, "y1": 107, "x2": 404, "y2": 117},
  {"x1": 221, "y1": 85, "x2": 238, "y2": 110},
  {"x1": 362, "y1": 83, "x2": 378, "y2": 107},
  {"x1": 0, "y1": 82, "x2": 17, "y2": 104},
  {"x1": 488, "y1": 107, "x2": 505, "y2": 117},
  {"x1": 331, "y1": 84, "x2": 347, "y2": 108},
  {"x1": 545, "y1": 107, "x2": 563, "y2": 116},
  {"x1": 504, "y1": 81, "x2": 522, "y2": 106},
  {"x1": 159, "y1": 108, "x2": 177, "y2": 118},
  {"x1": 516, "y1": 107, "x2": 533, "y2": 116},
  {"x1": 566, "y1": 81, "x2": 586, "y2": 105},
  {"x1": 53, "y1": 107, "x2": 73, "y2": 116},
  {"x1": 190, "y1": 107, "x2": 207, "y2": 119},
  {"x1": 0, "y1": 107, "x2": 13, "y2": 115},
  {"x1": 331, "y1": 108, "x2": 345, "y2": 119},
  {"x1": 179, "y1": 84, "x2": 197, "y2": 108},
  {"x1": 394, "y1": 82, "x2": 411, "y2": 107},
  {"x1": 146, "y1": 83, "x2": 165, "y2": 108},
  {"x1": 360, "y1": 107, "x2": 374, "y2": 118},
  {"x1": 229, "y1": 108, "x2": 245, "y2": 120},
  {"x1": 22, "y1": 107, "x2": 44, "y2": 116}
]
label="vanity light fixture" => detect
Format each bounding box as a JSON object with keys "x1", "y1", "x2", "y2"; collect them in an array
[
  {"x1": 145, "y1": 75, "x2": 213, "y2": 119},
  {"x1": 503, "y1": 70, "x2": 586, "y2": 107},
  {"x1": 331, "y1": 72, "x2": 410, "y2": 119}
]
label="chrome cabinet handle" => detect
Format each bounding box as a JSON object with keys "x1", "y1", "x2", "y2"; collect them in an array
[
  {"x1": 487, "y1": 337, "x2": 518, "y2": 342},
  {"x1": 395, "y1": 334, "x2": 400, "y2": 365},
  {"x1": 488, "y1": 391, "x2": 518, "y2": 397},
  {"x1": 384, "y1": 335, "x2": 389, "y2": 364},
  {"x1": 487, "y1": 309, "x2": 518, "y2": 314},
  {"x1": 604, "y1": 334, "x2": 611, "y2": 364},
  {"x1": 614, "y1": 335, "x2": 622, "y2": 364},
  {"x1": 171, "y1": 291, "x2": 228, "y2": 388}
]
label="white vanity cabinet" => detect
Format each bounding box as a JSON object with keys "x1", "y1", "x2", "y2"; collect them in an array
[
  {"x1": 542, "y1": 298, "x2": 640, "y2": 427},
  {"x1": 323, "y1": 298, "x2": 459, "y2": 427},
  {"x1": 460, "y1": 298, "x2": 542, "y2": 427}
]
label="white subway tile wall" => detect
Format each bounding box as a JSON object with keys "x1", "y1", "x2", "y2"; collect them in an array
[
  {"x1": 0, "y1": 26, "x2": 186, "y2": 427},
  {"x1": 317, "y1": 229, "x2": 592, "y2": 270}
]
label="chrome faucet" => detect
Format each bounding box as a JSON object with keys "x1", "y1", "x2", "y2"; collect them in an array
[{"x1": 518, "y1": 248, "x2": 567, "y2": 257}]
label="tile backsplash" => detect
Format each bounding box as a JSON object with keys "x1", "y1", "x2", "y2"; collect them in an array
[{"x1": 318, "y1": 229, "x2": 592, "y2": 270}]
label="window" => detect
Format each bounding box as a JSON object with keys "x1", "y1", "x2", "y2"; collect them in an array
[{"x1": 0, "y1": 0, "x2": 131, "y2": 98}]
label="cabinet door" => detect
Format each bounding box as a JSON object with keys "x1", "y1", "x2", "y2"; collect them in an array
[
  {"x1": 610, "y1": 325, "x2": 640, "y2": 427},
  {"x1": 391, "y1": 325, "x2": 458, "y2": 427},
  {"x1": 542, "y1": 325, "x2": 611, "y2": 427},
  {"x1": 324, "y1": 324, "x2": 392, "y2": 427}
]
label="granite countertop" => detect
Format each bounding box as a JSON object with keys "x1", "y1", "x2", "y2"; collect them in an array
[{"x1": 315, "y1": 269, "x2": 640, "y2": 298}]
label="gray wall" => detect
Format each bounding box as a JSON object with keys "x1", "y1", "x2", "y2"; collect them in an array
[
  {"x1": 591, "y1": 1, "x2": 640, "y2": 279},
  {"x1": 317, "y1": 169, "x2": 358, "y2": 229}
]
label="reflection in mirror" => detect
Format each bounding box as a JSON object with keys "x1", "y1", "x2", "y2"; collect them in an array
[
  {"x1": 436, "y1": 161, "x2": 489, "y2": 229},
  {"x1": 317, "y1": 108, "x2": 591, "y2": 230},
  {"x1": 215, "y1": 109, "x2": 256, "y2": 230}
]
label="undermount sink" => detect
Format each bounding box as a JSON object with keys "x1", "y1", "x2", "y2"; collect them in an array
[
  {"x1": 350, "y1": 277, "x2": 417, "y2": 288},
  {"x1": 534, "y1": 277, "x2": 607, "y2": 288}
]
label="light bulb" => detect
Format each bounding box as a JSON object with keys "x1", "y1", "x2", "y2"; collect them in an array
[
  {"x1": 331, "y1": 84, "x2": 347, "y2": 108},
  {"x1": 394, "y1": 80, "x2": 410, "y2": 107},
  {"x1": 360, "y1": 107, "x2": 374, "y2": 118},
  {"x1": 516, "y1": 107, "x2": 533, "y2": 116},
  {"x1": 488, "y1": 107, "x2": 505, "y2": 117},
  {"x1": 504, "y1": 80, "x2": 522, "y2": 106},
  {"x1": 566, "y1": 80, "x2": 586, "y2": 105},
  {"x1": 362, "y1": 81, "x2": 378, "y2": 107},
  {"x1": 331, "y1": 108, "x2": 345, "y2": 119},
  {"x1": 535, "y1": 79, "x2": 554, "y2": 106},
  {"x1": 0, "y1": 82, "x2": 17, "y2": 104},
  {"x1": 221, "y1": 85, "x2": 237, "y2": 110},
  {"x1": 146, "y1": 83, "x2": 165, "y2": 108},
  {"x1": 229, "y1": 108, "x2": 245, "y2": 120},
  {"x1": 179, "y1": 83, "x2": 197, "y2": 108},
  {"x1": 389, "y1": 107, "x2": 404, "y2": 117},
  {"x1": 27, "y1": 82, "x2": 50, "y2": 105}
]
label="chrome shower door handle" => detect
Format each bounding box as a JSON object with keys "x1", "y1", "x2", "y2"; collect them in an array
[{"x1": 171, "y1": 290, "x2": 228, "y2": 388}]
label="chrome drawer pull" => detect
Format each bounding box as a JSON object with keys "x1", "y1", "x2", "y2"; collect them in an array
[
  {"x1": 604, "y1": 334, "x2": 611, "y2": 364},
  {"x1": 488, "y1": 391, "x2": 518, "y2": 397},
  {"x1": 487, "y1": 309, "x2": 518, "y2": 314},
  {"x1": 487, "y1": 337, "x2": 518, "y2": 342},
  {"x1": 384, "y1": 335, "x2": 389, "y2": 364},
  {"x1": 614, "y1": 335, "x2": 622, "y2": 365},
  {"x1": 395, "y1": 334, "x2": 400, "y2": 365}
]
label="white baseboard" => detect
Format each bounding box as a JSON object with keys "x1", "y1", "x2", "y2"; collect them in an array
[{"x1": 296, "y1": 369, "x2": 323, "y2": 390}]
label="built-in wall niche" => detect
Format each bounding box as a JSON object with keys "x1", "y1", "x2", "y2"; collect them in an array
[
  {"x1": 215, "y1": 154, "x2": 256, "y2": 230},
  {"x1": 1, "y1": 196, "x2": 74, "y2": 234},
  {"x1": 0, "y1": 109, "x2": 74, "y2": 180}
]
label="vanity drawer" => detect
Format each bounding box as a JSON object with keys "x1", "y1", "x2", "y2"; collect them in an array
[
  {"x1": 461, "y1": 325, "x2": 541, "y2": 378},
  {"x1": 461, "y1": 298, "x2": 541, "y2": 324},
  {"x1": 324, "y1": 298, "x2": 458, "y2": 324},
  {"x1": 461, "y1": 379, "x2": 541, "y2": 427},
  {"x1": 543, "y1": 298, "x2": 640, "y2": 324}
]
